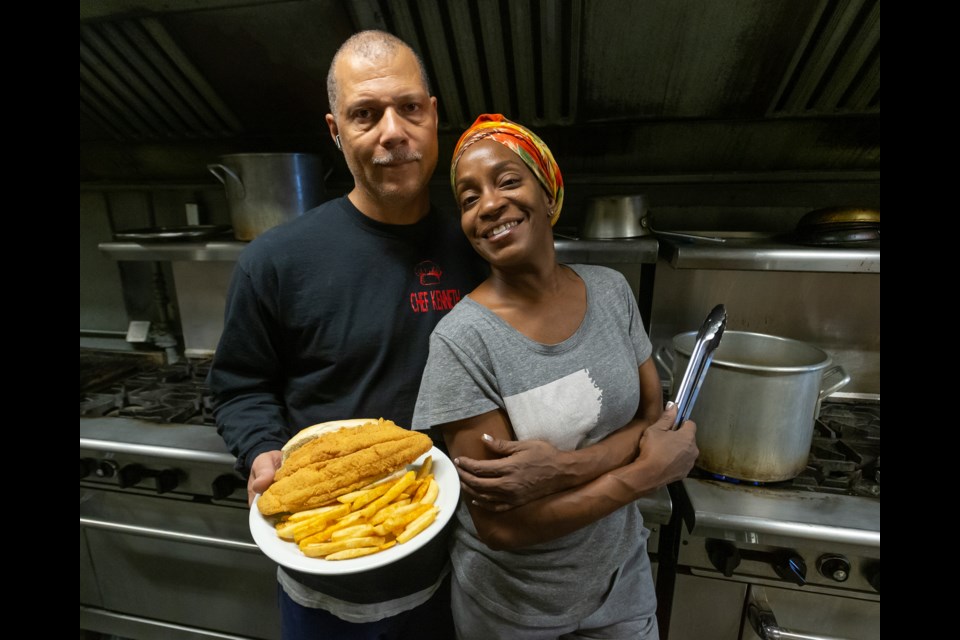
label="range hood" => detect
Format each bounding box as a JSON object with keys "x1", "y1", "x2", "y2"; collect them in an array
[{"x1": 80, "y1": 0, "x2": 879, "y2": 182}]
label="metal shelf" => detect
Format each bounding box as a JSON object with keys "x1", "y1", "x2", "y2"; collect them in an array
[
  {"x1": 99, "y1": 241, "x2": 247, "y2": 261},
  {"x1": 554, "y1": 238, "x2": 659, "y2": 264},
  {"x1": 101, "y1": 238, "x2": 661, "y2": 265},
  {"x1": 659, "y1": 235, "x2": 879, "y2": 273}
]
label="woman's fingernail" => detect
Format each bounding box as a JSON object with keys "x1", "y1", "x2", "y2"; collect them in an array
[
  {"x1": 471, "y1": 499, "x2": 479, "y2": 506},
  {"x1": 482, "y1": 433, "x2": 493, "y2": 442},
  {"x1": 453, "y1": 458, "x2": 460, "y2": 466},
  {"x1": 666, "y1": 401, "x2": 676, "y2": 410}
]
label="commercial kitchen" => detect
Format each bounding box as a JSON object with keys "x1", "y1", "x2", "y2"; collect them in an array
[{"x1": 80, "y1": 2, "x2": 880, "y2": 639}]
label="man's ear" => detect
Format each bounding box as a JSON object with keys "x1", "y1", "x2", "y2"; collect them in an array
[{"x1": 325, "y1": 114, "x2": 340, "y2": 150}]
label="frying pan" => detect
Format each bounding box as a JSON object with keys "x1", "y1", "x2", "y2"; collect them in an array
[{"x1": 791, "y1": 207, "x2": 879, "y2": 246}]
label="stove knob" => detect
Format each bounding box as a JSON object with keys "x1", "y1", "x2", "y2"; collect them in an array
[
  {"x1": 212, "y1": 474, "x2": 245, "y2": 500},
  {"x1": 96, "y1": 460, "x2": 118, "y2": 479},
  {"x1": 80, "y1": 458, "x2": 97, "y2": 479},
  {"x1": 155, "y1": 469, "x2": 180, "y2": 494},
  {"x1": 705, "y1": 539, "x2": 741, "y2": 577},
  {"x1": 816, "y1": 554, "x2": 850, "y2": 582},
  {"x1": 118, "y1": 464, "x2": 146, "y2": 488},
  {"x1": 865, "y1": 562, "x2": 880, "y2": 593},
  {"x1": 773, "y1": 551, "x2": 807, "y2": 586}
]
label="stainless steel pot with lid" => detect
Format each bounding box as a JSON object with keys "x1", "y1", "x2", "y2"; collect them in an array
[{"x1": 657, "y1": 331, "x2": 850, "y2": 483}]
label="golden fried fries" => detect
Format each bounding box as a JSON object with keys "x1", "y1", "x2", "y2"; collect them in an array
[{"x1": 270, "y1": 457, "x2": 441, "y2": 561}]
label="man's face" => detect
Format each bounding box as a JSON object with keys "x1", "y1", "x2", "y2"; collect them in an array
[{"x1": 326, "y1": 49, "x2": 438, "y2": 214}]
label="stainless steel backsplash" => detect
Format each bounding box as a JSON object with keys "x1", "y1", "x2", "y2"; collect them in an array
[{"x1": 648, "y1": 266, "x2": 880, "y2": 395}]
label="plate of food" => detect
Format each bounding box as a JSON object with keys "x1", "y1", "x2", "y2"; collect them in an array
[{"x1": 248, "y1": 419, "x2": 460, "y2": 575}]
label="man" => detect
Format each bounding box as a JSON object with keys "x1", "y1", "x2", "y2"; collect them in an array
[{"x1": 209, "y1": 31, "x2": 486, "y2": 638}]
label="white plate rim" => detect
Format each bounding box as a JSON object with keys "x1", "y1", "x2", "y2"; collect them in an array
[{"x1": 248, "y1": 446, "x2": 458, "y2": 575}]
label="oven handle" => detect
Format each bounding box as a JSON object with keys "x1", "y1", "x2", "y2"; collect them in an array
[
  {"x1": 80, "y1": 517, "x2": 260, "y2": 553},
  {"x1": 747, "y1": 586, "x2": 853, "y2": 640}
]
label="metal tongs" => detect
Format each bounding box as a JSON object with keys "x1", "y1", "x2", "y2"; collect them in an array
[{"x1": 671, "y1": 304, "x2": 727, "y2": 429}]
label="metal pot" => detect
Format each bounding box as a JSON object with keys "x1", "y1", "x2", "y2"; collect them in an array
[
  {"x1": 657, "y1": 331, "x2": 850, "y2": 483},
  {"x1": 208, "y1": 153, "x2": 326, "y2": 241},
  {"x1": 580, "y1": 195, "x2": 649, "y2": 239},
  {"x1": 580, "y1": 195, "x2": 724, "y2": 243}
]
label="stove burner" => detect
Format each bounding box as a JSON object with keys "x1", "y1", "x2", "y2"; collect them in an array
[
  {"x1": 80, "y1": 358, "x2": 216, "y2": 426},
  {"x1": 794, "y1": 400, "x2": 880, "y2": 498},
  {"x1": 708, "y1": 473, "x2": 763, "y2": 487}
]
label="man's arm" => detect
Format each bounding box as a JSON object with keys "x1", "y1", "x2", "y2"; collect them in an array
[
  {"x1": 208, "y1": 262, "x2": 289, "y2": 499},
  {"x1": 455, "y1": 359, "x2": 664, "y2": 511},
  {"x1": 441, "y1": 402, "x2": 697, "y2": 550}
]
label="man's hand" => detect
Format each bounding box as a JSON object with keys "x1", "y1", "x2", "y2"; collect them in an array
[
  {"x1": 454, "y1": 436, "x2": 570, "y2": 512},
  {"x1": 635, "y1": 403, "x2": 699, "y2": 490},
  {"x1": 247, "y1": 450, "x2": 283, "y2": 506}
]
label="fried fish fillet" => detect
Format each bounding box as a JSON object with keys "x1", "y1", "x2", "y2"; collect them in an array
[{"x1": 257, "y1": 420, "x2": 432, "y2": 516}]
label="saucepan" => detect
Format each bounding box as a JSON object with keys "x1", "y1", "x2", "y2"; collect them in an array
[{"x1": 580, "y1": 195, "x2": 724, "y2": 243}]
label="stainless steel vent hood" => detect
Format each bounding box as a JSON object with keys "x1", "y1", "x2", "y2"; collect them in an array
[{"x1": 80, "y1": 0, "x2": 880, "y2": 183}]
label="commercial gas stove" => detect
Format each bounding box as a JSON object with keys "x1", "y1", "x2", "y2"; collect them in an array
[
  {"x1": 667, "y1": 397, "x2": 880, "y2": 640},
  {"x1": 80, "y1": 351, "x2": 280, "y2": 640}
]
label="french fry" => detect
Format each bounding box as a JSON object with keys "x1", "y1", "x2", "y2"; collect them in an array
[
  {"x1": 396, "y1": 507, "x2": 439, "y2": 544},
  {"x1": 331, "y1": 524, "x2": 377, "y2": 541},
  {"x1": 361, "y1": 471, "x2": 417, "y2": 519},
  {"x1": 420, "y1": 478, "x2": 439, "y2": 506},
  {"x1": 416, "y1": 455, "x2": 433, "y2": 480},
  {"x1": 412, "y1": 474, "x2": 434, "y2": 502},
  {"x1": 288, "y1": 503, "x2": 349, "y2": 522},
  {"x1": 369, "y1": 499, "x2": 413, "y2": 525},
  {"x1": 300, "y1": 536, "x2": 386, "y2": 558},
  {"x1": 348, "y1": 482, "x2": 392, "y2": 509},
  {"x1": 384, "y1": 504, "x2": 432, "y2": 535},
  {"x1": 325, "y1": 546, "x2": 382, "y2": 561}
]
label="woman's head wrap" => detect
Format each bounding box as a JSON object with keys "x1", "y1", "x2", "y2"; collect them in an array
[{"x1": 451, "y1": 114, "x2": 564, "y2": 226}]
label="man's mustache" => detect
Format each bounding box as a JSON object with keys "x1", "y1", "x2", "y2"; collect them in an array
[{"x1": 372, "y1": 150, "x2": 423, "y2": 165}]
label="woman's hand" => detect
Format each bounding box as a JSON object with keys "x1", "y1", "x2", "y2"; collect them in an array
[
  {"x1": 455, "y1": 437, "x2": 571, "y2": 511},
  {"x1": 633, "y1": 403, "x2": 699, "y2": 489}
]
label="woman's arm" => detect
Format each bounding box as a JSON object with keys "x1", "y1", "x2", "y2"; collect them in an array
[
  {"x1": 442, "y1": 399, "x2": 698, "y2": 551},
  {"x1": 454, "y1": 359, "x2": 664, "y2": 510}
]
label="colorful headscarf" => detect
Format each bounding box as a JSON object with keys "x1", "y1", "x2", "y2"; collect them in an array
[{"x1": 451, "y1": 114, "x2": 564, "y2": 226}]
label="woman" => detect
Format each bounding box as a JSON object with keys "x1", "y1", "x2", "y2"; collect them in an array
[{"x1": 412, "y1": 114, "x2": 698, "y2": 639}]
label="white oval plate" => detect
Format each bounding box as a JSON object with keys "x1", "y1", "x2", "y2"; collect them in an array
[{"x1": 249, "y1": 447, "x2": 458, "y2": 575}]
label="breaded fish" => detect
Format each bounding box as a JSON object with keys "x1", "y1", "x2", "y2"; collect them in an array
[
  {"x1": 257, "y1": 422, "x2": 431, "y2": 516},
  {"x1": 275, "y1": 419, "x2": 419, "y2": 481}
]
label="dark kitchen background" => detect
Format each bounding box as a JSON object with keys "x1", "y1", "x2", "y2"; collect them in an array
[{"x1": 80, "y1": 0, "x2": 879, "y2": 381}]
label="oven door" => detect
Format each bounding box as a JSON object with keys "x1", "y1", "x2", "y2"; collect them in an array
[
  {"x1": 743, "y1": 584, "x2": 880, "y2": 640},
  {"x1": 80, "y1": 488, "x2": 280, "y2": 640},
  {"x1": 668, "y1": 575, "x2": 879, "y2": 640}
]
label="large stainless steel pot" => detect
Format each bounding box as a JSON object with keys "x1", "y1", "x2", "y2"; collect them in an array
[
  {"x1": 658, "y1": 331, "x2": 850, "y2": 483},
  {"x1": 208, "y1": 153, "x2": 326, "y2": 241}
]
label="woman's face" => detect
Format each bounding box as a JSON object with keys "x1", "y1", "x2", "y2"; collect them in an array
[{"x1": 454, "y1": 140, "x2": 555, "y2": 268}]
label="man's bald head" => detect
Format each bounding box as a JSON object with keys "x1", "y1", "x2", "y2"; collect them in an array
[{"x1": 326, "y1": 30, "x2": 432, "y2": 118}]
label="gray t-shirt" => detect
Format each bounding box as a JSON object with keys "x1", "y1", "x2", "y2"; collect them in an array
[{"x1": 413, "y1": 264, "x2": 656, "y2": 627}]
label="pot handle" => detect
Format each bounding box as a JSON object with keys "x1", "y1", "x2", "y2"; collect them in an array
[
  {"x1": 819, "y1": 365, "x2": 851, "y2": 400},
  {"x1": 207, "y1": 163, "x2": 246, "y2": 199},
  {"x1": 654, "y1": 346, "x2": 675, "y2": 385}
]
